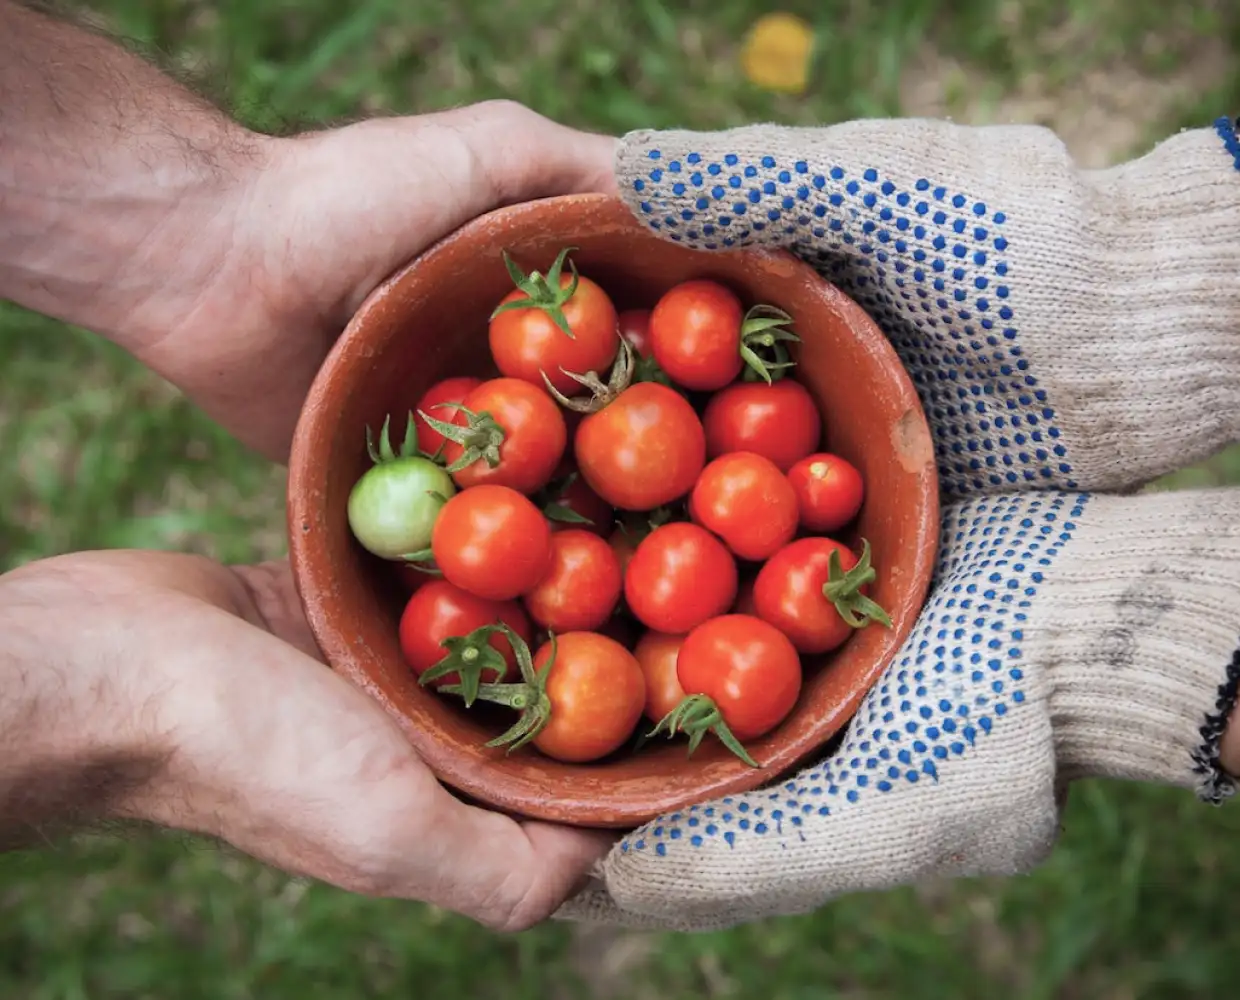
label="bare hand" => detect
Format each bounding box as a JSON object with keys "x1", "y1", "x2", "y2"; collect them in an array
[{"x1": 0, "y1": 551, "x2": 612, "y2": 930}]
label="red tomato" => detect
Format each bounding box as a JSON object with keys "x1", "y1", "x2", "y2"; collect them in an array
[
  {"x1": 543, "y1": 473, "x2": 614, "y2": 536},
  {"x1": 625, "y1": 522, "x2": 737, "y2": 634},
  {"x1": 575, "y1": 383, "x2": 706, "y2": 510},
  {"x1": 787, "y1": 453, "x2": 865, "y2": 532},
  {"x1": 702, "y1": 380, "x2": 822, "y2": 472},
  {"x1": 431, "y1": 485, "x2": 553, "y2": 601},
  {"x1": 689, "y1": 451, "x2": 798, "y2": 561},
  {"x1": 489, "y1": 260, "x2": 619, "y2": 396},
  {"x1": 414, "y1": 376, "x2": 482, "y2": 457},
  {"x1": 439, "y1": 378, "x2": 566, "y2": 494},
  {"x1": 398, "y1": 580, "x2": 532, "y2": 687},
  {"x1": 648, "y1": 280, "x2": 745, "y2": 391},
  {"x1": 633, "y1": 630, "x2": 687, "y2": 723},
  {"x1": 752, "y1": 537, "x2": 889, "y2": 653},
  {"x1": 677, "y1": 614, "x2": 801, "y2": 741},
  {"x1": 532, "y1": 632, "x2": 646, "y2": 763},
  {"x1": 523, "y1": 529, "x2": 623, "y2": 632},
  {"x1": 617, "y1": 309, "x2": 653, "y2": 357}
]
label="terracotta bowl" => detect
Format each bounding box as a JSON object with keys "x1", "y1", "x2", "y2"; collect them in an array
[{"x1": 287, "y1": 193, "x2": 938, "y2": 829}]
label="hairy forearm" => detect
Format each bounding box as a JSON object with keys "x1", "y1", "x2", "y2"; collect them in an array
[
  {"x1": 0, "y1": 0, "x2": 267, "y2": 349},
  {"x1": 0, "y1": 559, "x2": 169, "y2": 842}
]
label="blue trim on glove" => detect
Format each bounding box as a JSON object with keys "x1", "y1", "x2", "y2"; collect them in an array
[{"x1": 1213, "y1": 116, "x2": 1240, "y2": 171}]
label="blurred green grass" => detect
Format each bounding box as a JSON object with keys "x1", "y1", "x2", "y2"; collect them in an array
[{"x1": 4, "y1": 0, "x2": 1240, "y2": 997}]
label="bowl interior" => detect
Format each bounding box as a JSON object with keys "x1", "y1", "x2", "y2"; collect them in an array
[{"x1": 288, "y1": 193, "x2": 938, "y2": 828}]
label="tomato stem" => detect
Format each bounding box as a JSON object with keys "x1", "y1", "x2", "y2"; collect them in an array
[
  {"x1": 821, "y1": 538, "x2": 893, "y2": 629},
  {"x1": 542, "y1": 337, "x2": 636, "y2": 414},
  {"x1": 418, "y1": 623, "x2": 512, "y2": 707},
  {"x1": 648, "y1": 693, "x2": 760, "y2": 768},
  {"x1": 491, "y1": 246, "x2": 581, "y2": 340},
  {"x1": 416, "y1": 403, "x2": 506, "y2": 473},
  {"x1": 738, "y1": 304, "x2": 800, "y2": 385},
  {"x1": 443, "y1": 626, "x2": 558, "y2": 754}
]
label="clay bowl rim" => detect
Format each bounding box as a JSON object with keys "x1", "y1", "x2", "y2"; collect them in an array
[{"x1": 287, "y1": 192, "x2": 940, "y2": 829}]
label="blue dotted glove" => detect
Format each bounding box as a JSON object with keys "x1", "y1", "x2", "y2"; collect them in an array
[{"x1": 557, "y1": 117, "x2": 1240, "y2": 930}]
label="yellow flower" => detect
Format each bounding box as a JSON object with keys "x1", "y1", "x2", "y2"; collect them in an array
[{"x1": 740, "y1": 12, "x2": 815, "y2": 95}]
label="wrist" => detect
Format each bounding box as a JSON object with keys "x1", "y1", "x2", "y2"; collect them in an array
[
  {"x1": 0, "y1": 0, "x2": 275, "y2": 352},
  {"x1": 0, "y1": 557, "x2": 171, "y2": 837},
  {"x1": 1038, "y1": 489, "x2": 1240, "y2": 800},
  {"x1": 10, "y1": 123, "x2": 276, "y2": 352}
]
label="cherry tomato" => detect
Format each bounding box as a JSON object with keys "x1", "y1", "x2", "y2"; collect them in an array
[
  {"x1": 689, "y1": 451, "x2": 798, "y2": 561},
  {"x1": 677, "y1": 614, "x2": 801, "y2": 741},
  {"x1": 523, "y1": 529, "x2": 623, "y2": 632},
  {"x1": 489, "y1": 251, "x2": 619, "y2": 397},
  {"x1": 398, "y1": 580, "x2": 532, "y2": 687},
  {"x1": 702, "y1": 379, "x2": 822, "y2": 472},
  {"x1": 575, "y1": 383, "x2": 706, "y2": 510},
  {"x1": 617, "y1": 309, "x2": 653, "y2": 357},
  {"x1": 437, "y1": 378, "x2": 566, "y2": 495},
  {"x1": 648, "y1": 280, "x2": 745, "y2": 391},
  {"x1": 633, "y1": 630, "x2": 687, "y2": 723},
  {"x1": 414, "y1": 376, "x2": 482, "y2": 457},
  {"x1": 625, "y1": 522, "x2": 737, "y2": 634},
  {"x1": 787, "y1": 453, "x2": 865, "y2": 532},
  {"x1": 531, "y1": 632, "x2": 646, "y2": 763},
  {"x1": 543, "y1": 472, "x2": 614, "y2": 536},
  {"x1": 431, "y1": 484, "x2": 553, "y2": 601},
  {"x1": 347, "y1": 454, "x2": 455, "y2": 560},
  {"x1": 752, "y1": 537, "x2": 890, "y2": 653}
]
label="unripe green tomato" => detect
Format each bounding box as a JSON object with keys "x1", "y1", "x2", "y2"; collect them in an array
[{"x1": 347, "y1": 456, "x2": 455, "y2": 559}]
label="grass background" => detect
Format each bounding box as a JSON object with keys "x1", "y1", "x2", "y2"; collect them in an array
[{"x1": 4, "y1": 0, "x2": 1240, "y2": 996}]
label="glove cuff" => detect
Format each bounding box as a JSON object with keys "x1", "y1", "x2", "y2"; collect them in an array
[{"x1": 1040, "y1": 489, "x2": 1240, "y2": 801}]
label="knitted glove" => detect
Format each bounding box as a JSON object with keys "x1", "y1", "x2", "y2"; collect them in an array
[
  {"x1": 619, "y1": 116, "x2": 1240, "y2": 499},
  {"x1": 556, "y1": 117, "x2": 1240, "y2": 931}
]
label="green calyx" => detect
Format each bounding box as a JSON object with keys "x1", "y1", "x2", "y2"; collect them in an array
[
  {"x1": 632, "y1": 351, "x2": 672, "y2": 387},
  {"x1": 418, "y1": 623, "x2": 512, "y2": 707},
  {"x1": 399, "y1": 548, "x2": 443, "y2": 576},
  {"x1": 490, "y1": 246, "x2": 581, "y2": 340},
  {"x1": 416, "y1": 403, "x2": 506, "y2": 474},
  {"x1": 441, "y1": 625, "x2": 556, "y2": 754},
  {"x1": 539, "y1": 471, "x2": 596, "y2": 527},
  {"x1": 738, "y1": 304, "x2": 800, "y2": 384},
  {"x1": 617, "y1": 505, "x2": 673, "y2": 541},
  {"x1": 648, "y1": 693, "x2": 759, "y2": 768},
  {"x1": 366, "y1": 411, "x2": 435, "y2": 465},
  {"x1": 541, "y1": 336, "x2": 636, "y2": 414},
  {"x1": 822, "y1": 538, "x2": 893, "y2": 629}
]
